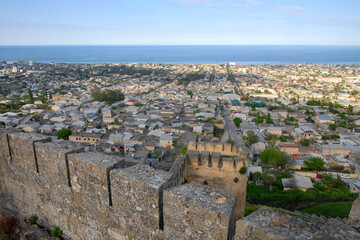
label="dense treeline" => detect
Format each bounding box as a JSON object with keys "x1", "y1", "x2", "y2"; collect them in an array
[
  {"x1": 177, "y1": 73, "x2": 206, "y2": 85},
  {"x1": 91, "y1": 89, "x2": 124, "y2": 104}
]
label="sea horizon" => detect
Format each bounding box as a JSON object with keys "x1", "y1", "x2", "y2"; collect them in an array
[{"x1": 1, "y1": 45, "x2": 360, "y2": 65}]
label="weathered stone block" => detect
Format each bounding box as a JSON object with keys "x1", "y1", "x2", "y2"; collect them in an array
[
  {"x1": 0, "y1": 131, "x2": 11, "y2": 163},
  {"x1": 200, "y1": 151, "x2": 210, "y2": 166},
  {"x1": 221, "y1": 157, "x2": 235, "y2": 170},
  {"x1": 8, "y1": 132, "x2": 51, "y2": 178},
  {"x1": 187, "y1": 150, "x2": 199, "y2": 165},
  {"x1": 0, "y1": 131, "x2": 10, "y2": 192},
  {"x1": 214, "y1": 143, "x2": 223, "y2": 152},
  {"x1": 163, "y1": 183, "x2": 235, "y2": 240},
  {"x1": 187, "y1": 141, "x2": 197, "y2": 151},
  {"x1": 235, "y1": 207, "x2": 360, "y2": 240},
  {"x1": 205, "y1": 142, "x2": 215, "y2": 152},
  {"x1": 234, "y1": 157, "x2": 245, "y2": 172},
  {"x1": 223, "y1": 143, "x2": 233, "y2": 156},
  {"x1": 211, "y1": 152, "x2": 221, "y2": 168},
  {"x1": 197, "y1": 143, "x2": 205, "y2": 152},
  {"x1": 111, "y1": 164, "x2": 173, "y2": 232},
  {"x1": 68, "y1": 152, "x2": 124, "y2": 208},
  {"x1": 35, "y1": 141, "x2": 84, "y2": 188},
  {"x1": 348, "y1": 196, "x2": 360, "y2": 231}
]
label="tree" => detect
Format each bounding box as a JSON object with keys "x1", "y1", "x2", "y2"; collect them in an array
[
  {"x1": 304, "y1": 157, "x2": 326, "y2": 171},
  {"x1": 28, "y1": 89, "x2": 34, "y2": 104},
  {"x1": 134, "y1": 102, "x2": 143, "y2": 107},
  {"x1": 245, "y1": 130, "x2": 259, "y2": 145},
  {"x1": 339, "y1": 121, "x2": 347, "y2": 128},
  {"x1": 266, "y1": 113, "x2": 274, "y2": 124},
  {"x1": 330, "y1": 134, "x2": 340, "y2": 139},
  {"x1": 259, "y1": 148, "x2": 288, "y2": 168},
  {"x1": 48, "y1": 91, "x2": 53, "y2": 101},
  {"x1": 306, "y1": 116, "x2": 314, "y2": 123},
  {"x1": 255, "y1": 113, "x2": 263, "y2": 124},
  {"x1": 91, "y1": 89, "x2": 124, "y2": 104},
  {"x1": 186, "y1": 90, "x2": 193, "y2": 99},
  {"x1": 10, "y1": 95, "x2": 21, "y2": 111},
  {"x1": 329, "y1": 124, "x2": 337, "y2": 131},
  {"x1": 300, "y1": 139, "x2": 310, "y2": 146},
  {"x1": 233, "y1": 117, "x2": 242, "y2": 128},
  {"x1": 262, "y1": 172, "x2": 276, "y2": 192},
  {"x1": 305, "y1": 109, "x2": 315, "y2": 116},
  {"x1": 41, "y1": 88, "x2": 47, "y2": 104},
  {"x1": 267, "y1": 134, "x2": 277, "y2": 149},
  {"x1": 321, "y1": 174, "x2": 345, "y2": 189},
  {"x1": 56, "y1": 128, "x2": 72, "y2": 140}
]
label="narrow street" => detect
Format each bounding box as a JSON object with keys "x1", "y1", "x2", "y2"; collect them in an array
[{"x1": 221, "y1": 106, "x2": 245, "y2": 146}]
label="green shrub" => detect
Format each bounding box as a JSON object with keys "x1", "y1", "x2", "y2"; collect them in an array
[
  {"x1": 50, "y1": 226, "x2": 62, "y2": 237},
  {"x1": 56, "y1": 128, "x2": 72, "y2": 140},
  {"x1": 240, "y1": 166, "x2": 247, "y2": 174},
  {"x1": 28, "y1": 214, "x2": 38, "y2": 224},
  {"x1": 180, "y1": 146, "x2": 188, "y2": 154},
  {"x1": 300, "y1": 139, "x2": 310, "y2": 146},
  {"x1": 304, "y1": 157, "x2": 326, "y2": 171}
]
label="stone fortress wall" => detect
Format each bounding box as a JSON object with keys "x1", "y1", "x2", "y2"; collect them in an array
[
  {"x1": 1, "y1": 132, "x2": 360, "y2": 239},
  {"x1": 0, "y1": 132, "x2": 248, "y2": 240}
]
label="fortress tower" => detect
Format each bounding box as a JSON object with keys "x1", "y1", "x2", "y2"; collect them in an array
[{"x1": 186, "y1": 141, "x2": 249, "y2": 219}]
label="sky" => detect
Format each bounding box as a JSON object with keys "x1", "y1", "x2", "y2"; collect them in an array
[{"x1": 0, "y1": 0, "x2": 359, "y2": 45}]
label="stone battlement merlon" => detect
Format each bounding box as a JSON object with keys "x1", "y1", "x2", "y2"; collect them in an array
[{"x1": 187, "y1": 150, "x2": 246, "y2": 171}]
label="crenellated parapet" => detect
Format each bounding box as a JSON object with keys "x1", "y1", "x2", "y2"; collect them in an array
[
  {"x1": 0, "y1": 131, "x2": 238, "y2": 240},
  {"x1": 187, "y1": 141, "x2": 248, "y2": 159}
]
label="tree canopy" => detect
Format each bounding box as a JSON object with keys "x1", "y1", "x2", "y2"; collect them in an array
[
  {"x1": 41, "y1": 88, "x2": 48, "y2": 104},
  {"x1": 56, "y1": 128, "x2": 72, "y2": 140},
  {"x1": 91, "y1": 89, "x2": 124, "y2": 104},
  {"x1": 259, "y1": 148, "x2": 288, "y2": 168},
  {"x1": 28, "y1": 89, "x2": 34, "y2": 104},
  {"x1": 244, "y1": 130, "x2": 259, "y2": 145},
  {"x1": 304, "y1": 157, "x2": 326, "y2": 171},
  {"x1": 233, "y1": 117, "x2": 242, "y2": 128}
]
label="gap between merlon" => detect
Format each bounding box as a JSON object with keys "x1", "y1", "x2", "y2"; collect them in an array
[
  {"x1": 64, "y1": 148, "x2": 85, "y2": 188},
  {"x1": 32, "y1": 141, "x2": 40, "y2": 174},
  {"x1": 6, "y1": 133, "x2": 12, "y2": 161},
  {"x1": 107, "y1": 161, "x2": 125, "y2": 207}
]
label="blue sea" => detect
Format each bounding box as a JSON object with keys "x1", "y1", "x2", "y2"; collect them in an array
[{"x1": 0, "y1": 45, "x2": 360, "y2": 65}]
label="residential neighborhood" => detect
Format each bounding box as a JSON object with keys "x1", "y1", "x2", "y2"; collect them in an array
[{"x1": 1, "y1": 61, "x2": 360, "y2": 218}]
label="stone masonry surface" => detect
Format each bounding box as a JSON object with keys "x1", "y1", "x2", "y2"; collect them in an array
[
  {"x1": 1, "y1": 131, "x2": 360, "y2": 240},
  {"x1": 234, "y1": 207, "x2": 360, "y2": 240}
]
